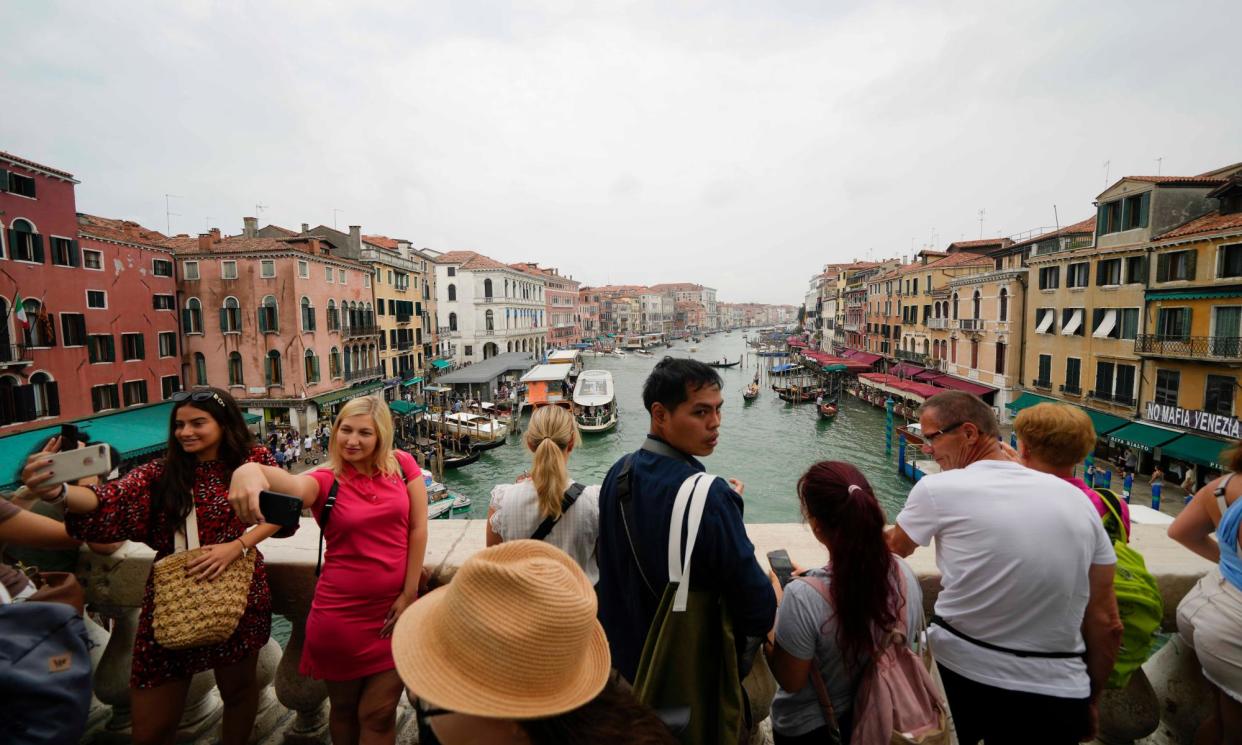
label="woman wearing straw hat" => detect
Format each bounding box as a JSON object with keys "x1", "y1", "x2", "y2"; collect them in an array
[
  {"x1": 392, "y1": 540, "x2": 676, "y2": 745},
  {"x1": 486, "y1": 405, "x2": 600, "y2": 582},
  {"x1": 229, "y1": 396, "x2": 428, "y2": 745}
]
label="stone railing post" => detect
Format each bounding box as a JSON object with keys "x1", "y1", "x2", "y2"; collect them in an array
[{"x1": 274, "y1": 615, "x2": 328, "y2": 744}]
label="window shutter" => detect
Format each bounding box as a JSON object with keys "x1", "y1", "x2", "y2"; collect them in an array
[
  {"x1": 68, "y1": 239, "x2": 81, "y2": 267},
  {"x1": 257, "y1": 308, "x2": 266, "y2": 333},
  {"x1": 1139, "y1": 192, "x2": 1150, "y2": 228},
  {"x1": 32, "y1": 234, "x2": 45, "y2": 263},
  {"x1": 137, "y1": 335, "x2": 145, "y2": 359},
  {"x1": 1096, "y1": 203, "x2": 1107, "y2": 236},
  {"x1": 1095, "y1": 264, "x2": 1105, "y2": 286},
  {"x1": 0, "y1": 169, "x2": 7, "y2": 192},
  {"x1": 14, "y1": 385, "x2": 36, "y2": 422},
  {"x1": 182, "y1": 309, "x2": 192, "y2": 334},
  {"x1": 1156, "y1": 254, "x2": 1170, "y2": 282},
  {"x1": 1185, "y1": 251, "x2": 1197, "y2": 281},
  {"x1": 45, "y1": 381, "x2": 60, "y2": 416},
  {"x1": 1121, "y1": 198, "x2": 1132, "y2": 229}
]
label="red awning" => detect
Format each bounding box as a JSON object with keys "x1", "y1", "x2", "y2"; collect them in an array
[
  {"x1": 927, "y1": 374, "x2": 997, "y2": 397},
  {"x1": 912, "y1": 369, "x2": 942, "y2": 382},
  {"x1": 802, "y1": 350, "x2": 833, "y2": 365},
  {"x1": 848, "y1": 351, "x2": 883, "y2": 366},
  {"x1": 787, "y1": 337, "x2": 809, "y2": 348},
  {"x1": 857, "y1": 373, "x2": 943, "y2": 401},
  {"x1": 889, "y1": 362, "x2": 927, "y2": 379}
]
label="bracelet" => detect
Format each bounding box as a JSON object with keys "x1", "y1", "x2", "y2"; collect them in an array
[
  {"x1": 42, "y1": 483, "x2": 68, "y2": 505},
  {"x1": 235, "y1": 537, "x2": 251, "y2": 558}
]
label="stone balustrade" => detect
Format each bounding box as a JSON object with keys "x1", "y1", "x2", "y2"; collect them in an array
[{"x1": 78, "y1": 520, "x2": 1215, "y2": 744}]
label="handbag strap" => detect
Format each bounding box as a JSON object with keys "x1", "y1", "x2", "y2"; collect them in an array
[
  {"x1": 668, "y1": 472, "x2": 715, "y2": 612},
  {"x1": 530, "y1": 482, "x2": 585, "y2": 541},
  {"x1": 174, "y1": 504, "x2": 201, "y2": 553}
]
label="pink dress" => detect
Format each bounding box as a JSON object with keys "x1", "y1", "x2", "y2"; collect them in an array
[{"x1": 300, "y1": 450, "x2": 420, "y2": 681}]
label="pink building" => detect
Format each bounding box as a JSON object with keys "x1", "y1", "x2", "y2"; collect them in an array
[
  {"x1": 512, "y1": 263, "x2": 581, "y2": 348},
  {"x1": 0, "y1": 152, "x2": 180, "y2": 432},
  {"x1": 578, "y1": 287, "x2": 600, "y2": 341},
  {"x1": 165, "y1": 221, "x2": 378, "y2": 433}
]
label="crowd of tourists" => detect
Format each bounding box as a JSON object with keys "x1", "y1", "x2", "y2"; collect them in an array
[{"x1": 4, "y1": 357, "x2": 1241, "y2": 744}]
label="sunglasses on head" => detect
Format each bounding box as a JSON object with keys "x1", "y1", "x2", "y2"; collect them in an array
[{"x1": 171, "y1": 390, "x2": 228, "y2": 408}]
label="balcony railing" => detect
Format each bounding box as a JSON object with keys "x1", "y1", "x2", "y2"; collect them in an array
[
  {"x1": 344, "y1": 366, "x2": 382, "y2": 382},
  {"x1": 1135, "y1": 335, "x2": 1242, "y2": 359},
  {"x1": 894, "y1": 350, "x2": 928, "y2": 364},
  {"x1": 396, "y1": 341, "x2": 414, "y2": 351},
  {"x1": 343, "y1": 324, "x2": 380, "y2": 339},
  {"x1": 958, "y1": 318, "x2": 984, "y2": 332},
  {"x1": 1033, "y1": 379, "x2": 1052, "y2": 390},
  {"x1": 1090, "y1": 390, "x2": 1137, "y2": 406},
  {"x1": 1059, "y1": 384, "x2": 1082, "y2": 395},
  {"x1": 927, "y1": 318, "x2": 950, "y2": 329},
  {"x1": 0, "y1": 344, "x2": 34, "y2": 366}
]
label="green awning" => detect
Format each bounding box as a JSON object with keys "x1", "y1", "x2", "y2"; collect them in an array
[
  {"x1": 388, "y1": 400, "x2": 428, "y2": 415},
  {"x1": 311, "y1": 381, "x2": 385, "y2": 408},
  {"x1": 1006, "y1": 392, "x2": 1060, "y2": 412},
  {"x1": 1161, "y1": 433, "x2": 1232, "y2": 469},
  {"x1": 1145, "y1": 288, "x2": 1242, "y2": 301},
  {"x1": 243, "y1": 412, "x2": 262, "y2": 424},
  {"x1": 431, "y1": 359, "x2": 452, "y2": 370},
  {"x1": 1107, "y1": 422, "x2": 1183, "y2": 452},
  {"x1": 823, "y1": 364, "x2": 848, "y2": 373},
  {"x1": 401, "y1": 376, "x2": 424, "y2": 386},
  {"x1": 1081, "y1": 408, "x2": 1130, "y2": 437}
]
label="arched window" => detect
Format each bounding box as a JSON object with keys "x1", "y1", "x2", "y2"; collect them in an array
[
  {"x1": 485, "y1": 309, "x2": 494, "y2": 331},
  {"x1": 329, "y1": 347, "x2": 341, "y2": 378},
  {"x1": 996, "y1": 341, "x2": 1006, "y2": 375},
  {"x1": 923, "y1": 338, "x2": 930, "y2": 356},
  {"x1": 950, "y1": 338, "x2": 958, "y2": 363},
  {"x1": 449, "y1": 312, "x2": 457, "y2": 332},
  {"x1": 999, "y1": 288, "x2": 1009, "y2": 322},
  {"x1": 507, "y1": 341, "x2": 512, "y2": 352},
  {"x1": 301, "y1": 297, "x2": 316, "y2": 332},
  {"x1": 265, "y1": 350, "x2": 282, "y2": 386},
  {"x1": 194, "y1": 352, "x2": 207, "y2": 386},
  {"x1": 447, "y1": 284, "x2": 457, "y2": 302},
  {"x1": 28, "y1": 372, "x2": 56, "y2": 418},
  {"x1": 327, "y1": 299, "x2": 339, "y2": 331},
  {"x1": 951, "y1": 293, "x2": 959, "y2": 320},
  {"x1": 258, "y1": 295, "x2": 278, "y2": 333},
  {"x1": 972, "y1": 290, "x2": 981, "y2": 320},
  {"x1": 21, "y1": 298, "x2": 54, "y2": 348},
  {"x1": 221, "y1": 297, "x2": 241, "y2": 332},
  {"x1": 305, "y1": 349, "x2": 320, "y2": 384},
  {"x1": 183, "y1": 298, "x2": 202, "y2": 335},
  {"x1": 228, "y1": 352, "x2": 244, "y2": 386},
  {"x1": 364, "y1": 303, "x2": 374, "y2": 330},
  {"x1": 484, "y1": 278, "x2": 493, "y2": 298},
  {"x1": 9, "y1": 219, "x2": 42, "y2": 263}
]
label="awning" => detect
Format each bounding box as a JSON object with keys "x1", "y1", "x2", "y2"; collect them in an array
[
  {"x1": 431, "y1": 359, "x2": 452, "y2": 369},
  {"x1": 1081, "y1": 408, "x2": 1129, "y2": 437},
  {"x1": 912, "y1": 369, "x2": 942, "y2": 382},
  {"x1": 401, "y1": 376, "x2": 424, "y2": 386},
  {"x1": 1061, "y1": 309, "x2": 1083, "y2": 336},
  {"x1": 928, "y1": 374, "x2": 997, "y2": 397},
  {"x1": 771, "y1": 363, "x2": 802, "y2": 373},
  {"x1": 848, "y1": 351, "x2": 883, "y2": 366},
  {"x1": 823, "y1": 364, "x2": 849, "y2": 373},
  {"x1": 1146, "y1": 287, "x2": 1242, "y2": 301},
  {"x1": 1108, "y1": 422, "x2": 1183, "y2": 452},
  {"x1": 1006, "y1": 392, "x2": 1059, "y2": 412},
  {"x1": 243, "y1": 412, "x2": 262, "y2": 424},
  {"x1": 1161, "y1": 433, "x2": 1232, "y2": 469},
  {"x1": 311, "y1": 381, "x2": 385, "y2": 408},
  {"x1": 388, "y1": 400, "x2": 427, "y2": 416},
  {"x1": 1036, "y1": 309, "x2": 1055, "y2": 334},
  {"x1": 890, "y1": 362, "x2": 927, "y2": 378},
  {"x1": 1092, "y1": 310, "x2": 1117, "y2": 339}
]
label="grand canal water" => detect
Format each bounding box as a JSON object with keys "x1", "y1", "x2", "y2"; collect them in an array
[{"x1": 442, "y1": 330, "x2": 913, "y2": 522}]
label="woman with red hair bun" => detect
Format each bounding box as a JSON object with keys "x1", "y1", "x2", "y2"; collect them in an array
[{"x1": 763, "y1": 462, "x2": 924, "y2": 744}]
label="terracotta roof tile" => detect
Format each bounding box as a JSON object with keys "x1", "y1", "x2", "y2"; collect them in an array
[
  {"x1": 434, "y1": 250, "x2": 514, "y2": 272},
  {"x1": 1120, "y1": 176, "x2": 1227, "y2": 186},
  {"x1": 0, "y1": 151, "x2": 76, "y2": 180},
  {"x1": 363, "y1": 234, "x2": 401, "y2": 250},
  {"x1": 931, "y1": 251, "x2": 993, "y2": 269},
  {"x1": 947, "y1": 238, "x2": 1012, "y2": 250},
  {"x1": 160, "y1": 233, "x2": 343, "y2": 257},
  {"x1": 77, "y1": 214, "x2": 168, "y2": 246},
  {"x1": 1157, "y1": 211, "x2": 1242, "y2": 240}
]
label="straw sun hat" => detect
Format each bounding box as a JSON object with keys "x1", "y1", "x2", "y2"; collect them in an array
[{"x1": 392, "y1": 540, "x2": 610, "y2": 719}]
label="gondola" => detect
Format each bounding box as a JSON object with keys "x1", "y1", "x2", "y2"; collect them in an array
[
  {"x1": 818, "y1": 400, "x2": 839, "y2": 419},
  {"x1": 708, "y1": 360, "x2": 740, "y2": 368},
  {"x1": 472, "y1": 437, "x2": 507, "y2": 452},
  {"x1": 778, "y1": 388, "x2": 822, "y2": 403},
  {"x1": 742, "y1": 385, "x2": 759, "y2": 401},
  {"x1": 442, "y1": 448, "x2": 481, "y2": 469}
]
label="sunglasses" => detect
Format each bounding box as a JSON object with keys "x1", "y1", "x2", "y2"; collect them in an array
[
  {"x1": 922, "y1": 421, "x2": 965, "y2": 443},
  {"x1": 171, "y1": 390, "x2": 228, "y2": 409}
]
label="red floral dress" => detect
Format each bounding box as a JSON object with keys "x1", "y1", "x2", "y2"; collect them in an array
[{"x1": 66, "y1": 447, "x2": 277, "y2": 689}]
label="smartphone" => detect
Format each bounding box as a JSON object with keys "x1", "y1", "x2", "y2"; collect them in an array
[
  {"x1": 43, "y1": 444, "x2": 112, "y2": 486},
  {"x1": 767, "y1": 549, "x2": 795, "y2": 589},
  {"x1": 258, "y1": 490, "x2": 303, "y2": 536}
]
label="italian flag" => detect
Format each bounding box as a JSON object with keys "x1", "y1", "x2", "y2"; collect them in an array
[{"x1": 13, "y1": 293, "x2": 28, "y2": 329}]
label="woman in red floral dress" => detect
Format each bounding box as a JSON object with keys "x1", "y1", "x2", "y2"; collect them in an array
[{"x1": 21, "y1": 388, "x2": 281, "y2": 745}]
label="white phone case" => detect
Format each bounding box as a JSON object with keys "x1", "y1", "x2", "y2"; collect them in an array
[{"x1": 44, "y1": 444, "x2": 112, "y2": 486}]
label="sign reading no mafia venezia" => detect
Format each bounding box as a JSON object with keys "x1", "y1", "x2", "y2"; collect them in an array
[{"x1": 1145, "y1": 402, "x2": 1242, "y2": 439}]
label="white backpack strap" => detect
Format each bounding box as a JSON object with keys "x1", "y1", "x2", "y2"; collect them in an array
[
  {"x1": 174, "y1": 504, "x2": 202, "y2": 553},
  {"x1": 672, "y1": 473, "x2": 717, "y2": 612},
  {"x1": 667, "y1": 474, "x2": 700, "y2": 583}
]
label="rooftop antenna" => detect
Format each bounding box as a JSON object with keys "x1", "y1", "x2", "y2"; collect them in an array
[
  {"x1": 1103, "y1": 160, "x2": 1111, "y2": 189},
  {"x1": 164, "y1": 193, "x2": 182, "y2": 234},
  {"x1": 977, "y1": 208, "x2": 986, "y2": 238},
  {"x1": 204, "y1": 216, "x2": 213, "y2": 231},
  {"x1": 1053, "y1": 204, "x2": 1061, "y2": 233},
  {"x1": 1156, "y1": 157, "x2": 1163, "y2": 176},
  {"x1": 255, "y1": 203, "x2": 268, "y2": 223},
  {"x1": 332, "y1": 208, "x2": 344, "y2": 229}
]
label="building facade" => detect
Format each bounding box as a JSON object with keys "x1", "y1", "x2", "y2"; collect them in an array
[
  {"x1": 434, "y1": 251, "x2": 547, "y2": 364},
  {"x1": 513, "y1": 263, "x2": 581, "y2": 349},
  {"x1": 362, "y1": 234, "x2": 434, "y2": 397}
]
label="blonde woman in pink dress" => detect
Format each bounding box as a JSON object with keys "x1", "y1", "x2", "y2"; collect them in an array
[{"x1": 229, "y1": 397, "x2": 428, "y2": 745}]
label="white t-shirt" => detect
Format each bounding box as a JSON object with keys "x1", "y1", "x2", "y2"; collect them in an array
[
  {"x1": 895, "y1": 460, "x2": 1116, "y2": 698},
  {"x1": 489, "y1": 480, "x2": 601, "y2": 584}
]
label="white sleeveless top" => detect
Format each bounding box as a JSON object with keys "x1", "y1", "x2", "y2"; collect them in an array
[{"x1": 488, "y1": 480, "x2": 601, "y2": 584}]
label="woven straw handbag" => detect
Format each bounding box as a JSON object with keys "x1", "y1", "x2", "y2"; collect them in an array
[{"x1": 152, "y1": 506, "x2": 254, "y2": 650}]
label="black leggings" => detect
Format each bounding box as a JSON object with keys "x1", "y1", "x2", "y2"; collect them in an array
[{"x1": 937, "y1": 663, "x2": 1090, "y2": 744}]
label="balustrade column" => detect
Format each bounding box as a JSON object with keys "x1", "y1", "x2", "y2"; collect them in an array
[{"x1": 275, "y1": 616, "x2": 329, "y2": 744}]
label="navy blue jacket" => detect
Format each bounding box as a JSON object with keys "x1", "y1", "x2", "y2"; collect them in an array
[{"x1": 596, "y1": 435, "x2": 777, "y2": 682}]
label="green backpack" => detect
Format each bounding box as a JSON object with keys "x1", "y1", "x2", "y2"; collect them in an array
[{"x1": 1094, "y1": 488, "x2": 1163, "y2": 688}]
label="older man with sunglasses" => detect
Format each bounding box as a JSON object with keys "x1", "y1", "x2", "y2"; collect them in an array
[{"x1": 886, "y1": 391, "x2": 1122, "y2": 745}]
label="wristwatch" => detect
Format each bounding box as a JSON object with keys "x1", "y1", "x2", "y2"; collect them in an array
[{"x1": 43, "y1": 483, "x2": 68, "y2": 505}]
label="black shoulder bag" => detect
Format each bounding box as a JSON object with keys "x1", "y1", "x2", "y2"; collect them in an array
[{"x1": 529, "y1": 482, "x2": 586, "y2": 541}]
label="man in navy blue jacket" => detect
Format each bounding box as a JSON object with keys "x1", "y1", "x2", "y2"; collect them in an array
[{"x1": 597, "y1": 357, "x2": 776, "y2": 683}]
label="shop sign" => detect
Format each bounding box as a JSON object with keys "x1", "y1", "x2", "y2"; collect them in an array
[{"x1": 1144, "y1": 402, "x2": 1242, "y2": 439}]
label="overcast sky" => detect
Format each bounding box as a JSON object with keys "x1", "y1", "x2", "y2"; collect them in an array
[{"x1": 4, "y1": 1, "x2": 1239, "y2": 305}]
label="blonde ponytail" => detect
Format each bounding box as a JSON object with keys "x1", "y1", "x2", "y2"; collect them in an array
[{"x1": 524, "y1": 405, "x2": 580, "y2": 519}]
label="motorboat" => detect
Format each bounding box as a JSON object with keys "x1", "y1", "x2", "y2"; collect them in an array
[
  {"x1": 573, "y1": 369, "x2": 618, "y2": 433},
  {"x1": 432, "y1": 411, "x2": 509, "y2": 441}
]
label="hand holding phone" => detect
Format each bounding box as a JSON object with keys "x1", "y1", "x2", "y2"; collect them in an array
[
  {"x1": 767, "y1": 549, "x2": 794, "y2": 589},
  {"x1": 258, "y1": 490, "x2": 303, "y2": 538},
  {"x1": 41, "y1": 444, "x2": 112, "y2": 487}
]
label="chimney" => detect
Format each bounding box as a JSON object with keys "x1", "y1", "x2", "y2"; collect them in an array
[
  {"x1": 307, "y1": 238, "x2": 321, "y2": 255},
  {"x1": 349, "y1": 225, "x2": 362, "y2": 253},
  {"x1": 197, "y1": 233, "x2": 214, "y2": 251},
  {"x1": 243, "y1": 216, "x2": 258, "y2": 238},
  {"x1": 301, "y1": 223, "x2": 309, "y2": 235},
  {"x1": 210, "y1": 228, "x2": 221, "y2": 241}
]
